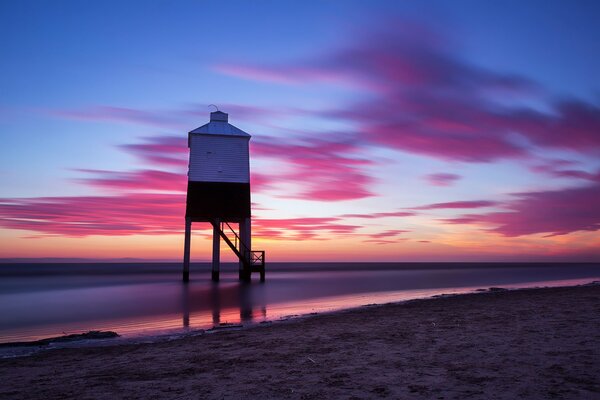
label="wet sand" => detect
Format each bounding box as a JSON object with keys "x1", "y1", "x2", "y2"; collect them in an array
[{"x1": 1, "y1": 284, "x2": 599, "y2": 399}]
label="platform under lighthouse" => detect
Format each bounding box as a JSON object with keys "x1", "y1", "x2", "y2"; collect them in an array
[{"x1": 182, "y1": 110, "x2": 265, "y2": 283}]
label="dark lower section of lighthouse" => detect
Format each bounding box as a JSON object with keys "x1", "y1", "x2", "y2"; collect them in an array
[
  {"x1": 182, "y1": 180, "x2": 265, "y2": 284},
  {"x1": 185, "y1": 182, "x2": 251, "y2": 221}
]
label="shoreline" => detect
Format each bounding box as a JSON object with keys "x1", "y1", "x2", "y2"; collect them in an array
[
  {"x1": 3, "y1": 263, "x2": 599, "y2": 348},
  {"x1": 2, "y1": 283, "x2": 599, "y2": 398},
  {"x1": 1, "y1": 280, "x2": 598, "y2": 357}
]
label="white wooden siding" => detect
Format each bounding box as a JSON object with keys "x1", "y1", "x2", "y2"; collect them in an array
[{"x1": 188, "y1": 135, "x2": 250, "y2": 183}]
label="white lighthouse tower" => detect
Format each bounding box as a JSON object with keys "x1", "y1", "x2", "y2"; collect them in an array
[{"x1": 182, "y1": 110, "x2": 265, "y2": 283}]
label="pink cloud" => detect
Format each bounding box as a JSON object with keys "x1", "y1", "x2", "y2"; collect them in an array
[
  {"x1": 362, "y1": 229, "x2": 409, "y2": 245},
  {"x1": 441, "y1": 215, "x2": 483, "y2": 225},
  {"x1": 367, "y1": 229, "x2": 409, "y2": 239},
  {"x1": 0, "y1": 193, "x2": 185, "y2": 237},
  {"x1": 441, "y1": 183, "x2": 600, "y2": 237},
  {"x1": 121, "y1": 136, "x2": 188, "y2": 168},
  {"x1": 0, "y1": 194, "x2": 365, "y2": 239},
  {"x1": 252, "y1": 136, "x2": 375, "y2": 201},
  {"x1": 413, "y1": 200, "x2": 498, "y2": 210},
  {"x1": 339, "y1": 211, "x2": 415, "y2": 219},
  {"x1": 529, "y1": 161, "x2": 600, "y2": 182},
  {"x1": 424, "y1": 173, "x2": 461, "y2": 187},
  {"x1": 0, "y1": 196, "x2": 363, "y2": 239},
  {"x1": 75, "y1": 169, "x2": 187, "y2": 193},
  {"x1": 253, "y1": 217, "x2": 361, "y2": 240},
  {"x1": 249, "y1": 172, "x2": 275, "y2": 193},
  {"x1": 363, "y1": 239, "x2": 407, "y2": 245}
]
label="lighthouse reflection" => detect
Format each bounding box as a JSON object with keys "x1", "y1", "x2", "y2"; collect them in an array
[{"x1": 180, "y1": 277, "x2": 268, "y2": 329}]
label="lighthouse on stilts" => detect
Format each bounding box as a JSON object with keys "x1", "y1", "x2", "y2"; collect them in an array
[{"x1": 182, "y1": 110, "x2": 265, "y2": 283}]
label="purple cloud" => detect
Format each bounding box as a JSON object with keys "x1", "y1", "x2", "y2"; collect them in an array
[
  {"x1": 0, "y1": 193, "x2": 186, "y2": 237},
  {"x1": 442, "y1": 183, "x2": 600, "y2": 237},
  {"x1": 252, "y1": 136, "x2": 375, "y2": 201},
  {"x1": 253, "y1": 217, "x2": 361, "y2": 240},
  {"x1": 413, "y1": 200, "x2": 498, "y2": 210},
  {"x1": 339, "y1": 211, "x2": 416, "y2": 219},
  {"x1": 529, "y1": 161, "x2": 600, "y2": 182},
  {"x1": 75, "y1": 169, "x2": 187, "y2": 193},
  {"x1": 121, "y1": 136, "x2": 188, "y2": 168},
  {"x1": 363, "y1": 229, "x2": 410, "y2": 245},
  {"x1": 219, "y1": 19, "x2": 600, "y2": 163},
  {"x1": 424, "y1": 173, "x2": 461, "y2": 187}
]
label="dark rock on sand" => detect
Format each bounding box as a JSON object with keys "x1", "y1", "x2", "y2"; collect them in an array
[{"x1": 0, "y1": 331, "x2": 119, "y2": 348}]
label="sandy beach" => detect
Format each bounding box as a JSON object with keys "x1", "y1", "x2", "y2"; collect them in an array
[{"x1": 1, "y1": 284, "x2": 599, "y2": 399}]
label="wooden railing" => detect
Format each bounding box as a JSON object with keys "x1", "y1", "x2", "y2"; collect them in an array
[{"x1": 216, "y1": 221, "x2": 265, "y2": 272}]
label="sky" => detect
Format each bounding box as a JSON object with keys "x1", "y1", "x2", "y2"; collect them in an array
[{"x1": 1, "y1": 0, "x2": 599, "y2": 262}]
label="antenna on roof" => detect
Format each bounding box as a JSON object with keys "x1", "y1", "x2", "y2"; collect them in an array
[{"x1": 208, "y1": 104, "x2": 219, "y2": 112}]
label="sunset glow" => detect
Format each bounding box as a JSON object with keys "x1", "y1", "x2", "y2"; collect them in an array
[{"x1": 1, "y1": 1, "x2": 599, "y2": 261}]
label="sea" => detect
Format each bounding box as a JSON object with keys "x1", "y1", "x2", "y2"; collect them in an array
[{"x1": 1, "y1": 262, "x2": 599, "y2": 346}]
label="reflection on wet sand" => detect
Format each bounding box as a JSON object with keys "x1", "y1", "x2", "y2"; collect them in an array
[
  {"x1": 1, "y1": 263, "x2": 599, "y2": 343},
  {"x1": 181, "y1": 281, "x2": 269, "y2": 329}
]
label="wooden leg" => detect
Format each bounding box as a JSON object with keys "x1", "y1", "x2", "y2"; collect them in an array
[
  {"x1": 182, "y1": 217, "x2": 191, "y2": 283},
  {"x1": 260, "y1": 251, "x2": 265, "y2": 283},
  {"x1": 212, "y1": 219, "x2": 220, "y2": 282},
  {"x1": 240, "y1": 218, "x2": 251, "y2": 282}
]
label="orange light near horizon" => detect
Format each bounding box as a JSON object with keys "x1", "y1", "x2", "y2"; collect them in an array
[{"x1": 2, "y1": 226, "x2": 599, "y2": 262}]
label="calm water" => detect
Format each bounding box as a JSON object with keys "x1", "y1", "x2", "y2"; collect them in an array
[{"x1": 1, "y1": 262, "x2": 599, "y2": 344}]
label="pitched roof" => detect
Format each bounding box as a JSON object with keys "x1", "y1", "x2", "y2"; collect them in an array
[{"x1": 189, "y1": 111, "x2": 250, "y2": 137}]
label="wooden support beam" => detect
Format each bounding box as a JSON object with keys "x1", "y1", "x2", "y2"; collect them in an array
[
  {"x1": 212, "y1": 218, "x2": 221, "y2": 282},
  {"x1": 182, "y1": 283, "x2": 190, "y2": 327},
  {"x1": 239, "y1": 217, "x2": 251, "y2": 282},
  {"x1": 182, "y1": 217, "x2": 192, "y2": 283}
]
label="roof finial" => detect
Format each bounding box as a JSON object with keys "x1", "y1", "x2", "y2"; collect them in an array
[{"x1": 208, "y1": 104, "x2": 219, "y2": 112}]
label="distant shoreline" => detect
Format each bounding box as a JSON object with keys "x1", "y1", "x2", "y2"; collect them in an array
[
  {"x1": 3, "y1": 259, "x2": 600, "y2": 264},
  {"x1": 1, "y1": 260, "x2": 599, "y2": 276}
]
